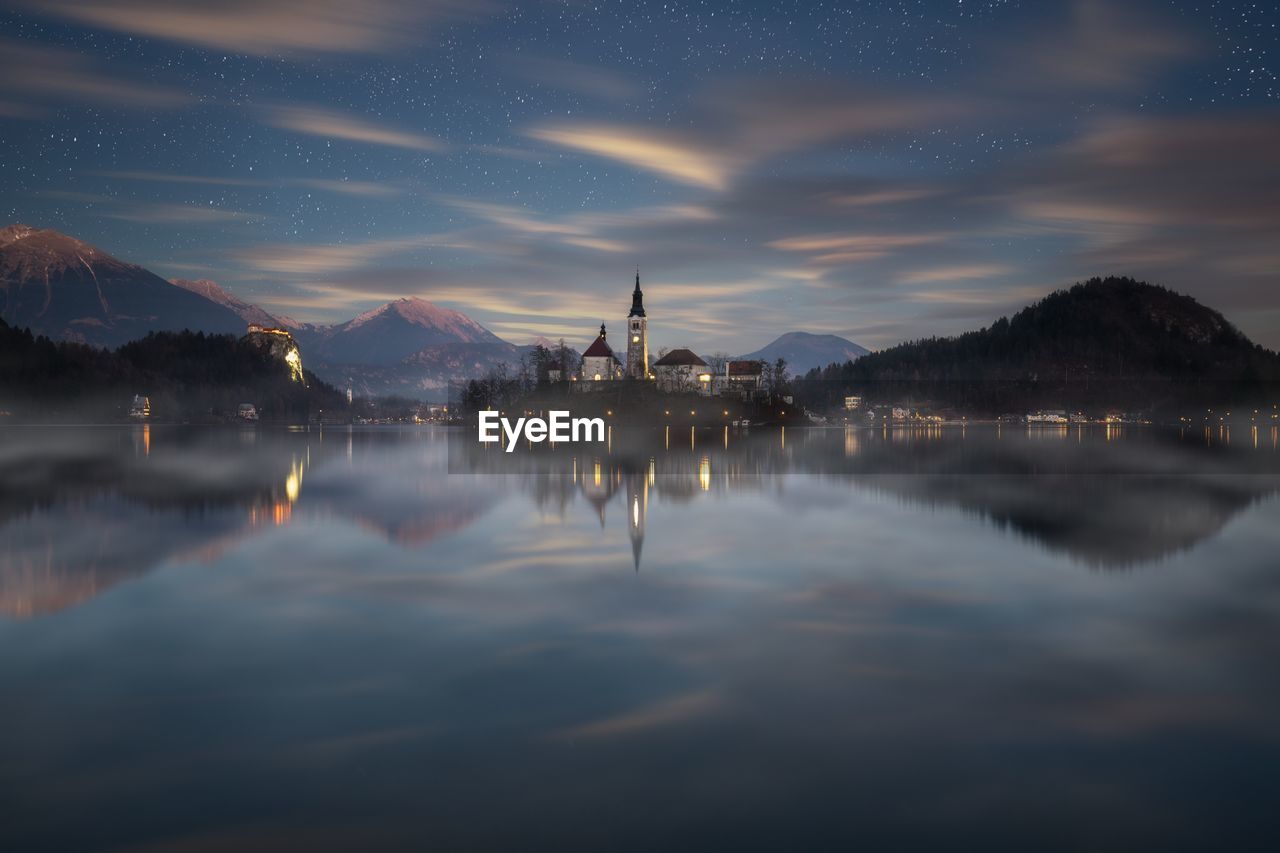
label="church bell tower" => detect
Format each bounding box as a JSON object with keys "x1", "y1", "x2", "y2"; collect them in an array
[{"x1": 627, "y1": 270, "x2": 649, "y2": 379}]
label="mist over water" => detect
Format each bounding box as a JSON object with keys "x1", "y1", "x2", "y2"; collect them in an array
[{"x1": 2, "y1": 424, "x2": 1279, "y2": 851}]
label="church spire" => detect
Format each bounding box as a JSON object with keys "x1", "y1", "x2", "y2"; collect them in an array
[{"x1": 629, "y1": 269, "x2": 645, "y2": 318}]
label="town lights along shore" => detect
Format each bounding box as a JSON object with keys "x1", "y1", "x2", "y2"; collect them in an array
[{"x1": 478, "y1": 410, "x2": 606, "y2": 452}]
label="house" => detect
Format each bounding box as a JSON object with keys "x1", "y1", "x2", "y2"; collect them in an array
[
  {"x1": 653, "y1": 348, "x2": 712, "y2": 394},
  {"x1": 721, "y1": 360, "x2": 764, "y2": 394},
  {"x1": 581, "y1": 323, "x2": 623, "y2": 381}
]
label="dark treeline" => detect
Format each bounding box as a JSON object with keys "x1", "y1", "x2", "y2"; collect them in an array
[
  {"x1": 0, "y1": 317, "x2": 346, "y2": 422},
  {"x1": 796, "y1": 277, "x2": 1280, "y2": 416}
]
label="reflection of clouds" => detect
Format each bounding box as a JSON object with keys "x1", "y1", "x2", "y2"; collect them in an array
[
  {"x1": 552, "y1": 688, "x2": 722, "y2": 739},
  {"x1": 0, "y1": 428, "x2": 504, "y2": 616},
  {"x1": 5, "y1": 427, "x2": 1280, "y2": 849}
]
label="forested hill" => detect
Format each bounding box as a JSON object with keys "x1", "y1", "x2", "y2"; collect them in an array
[
  {"x1": 809, "y1": 277, "x2": 1280, "y2": 383},
  {"x1": 0, "y1": 318, "x2": 345, "y2": 422}
]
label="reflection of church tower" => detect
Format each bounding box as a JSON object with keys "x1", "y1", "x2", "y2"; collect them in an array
[
  {"x1": 580, "y1": 458, "x2": 618, "y2": 527},
  {"x1": 627, "y1": 270, "x2": 648, "y2": 379},
  {"x1": 624, "y1": 466, "x2": 649, "y2": 571}
]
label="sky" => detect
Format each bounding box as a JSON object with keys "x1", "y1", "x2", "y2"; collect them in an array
[{"x1": 1, "y1": 0, "x2": 1277, "y2": 354}]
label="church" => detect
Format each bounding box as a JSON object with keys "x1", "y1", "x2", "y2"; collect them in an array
[
  {"x1": 576, "y1": 272, "x2": 764, "y2": 395},
  {"x1": 580, "y1": 272, "x2": 649, "y2": 381}
]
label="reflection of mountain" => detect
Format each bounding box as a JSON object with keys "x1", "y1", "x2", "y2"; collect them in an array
[
  {"x1": 7, "y1": 425, "x2": 1278, "y2": 616},
  {"x1": 871, "y1": 474, "x2": 1274, "y2": 569},
  {"x1": 455, "y1": 424, "x2": 1280, "y2": 570},
  {"x1": 0, "y1": 428, "x2": 497, "y2": 617}
]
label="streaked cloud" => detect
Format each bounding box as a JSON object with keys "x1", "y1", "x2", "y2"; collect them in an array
[
  {"x1": 999, "y1": 0, "x2": 1195, "y2": 93},
  {"x1": 768, "y1": 233, "x2": 944, "y2": 254},
  {"x1": 28, "y1": 0, "x2": 491, "y2": 57},
  {"x1": 898, "y1": 264, "x2": 1015, "y2": 286},
  {"x1": 234, "y1": 234, "x2": 468, "y2": 275},
  {"x1": 528, "y1": 80, "x2": 969, "y2": 191},
  {"x1": 0, "y1": 38, "x2": 188, "y2": 111},
  {"x1": 90, "y1": 170, "x2": 264, "y2": 187},
  {"x1": 38, "y1": 191, "x2": 261, "y2": 225},
  {"x1": 527, "y1": 125, "x2": 730, "y2": 189},
  {"x1": 503, "y1": 54, "x2": 643, "y2": 101},
  {"x1": 287, "y1": 179, "x2": 405, "y2": 198},
  {"x1": 261, "y1": 105, "x2": 445, "y2": 152},
  {"x1": 89, "y1": 170, "x2": 405, "y2": 198}
]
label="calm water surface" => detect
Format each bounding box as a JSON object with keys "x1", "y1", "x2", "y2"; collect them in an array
[{"x1": 2, "y1": 424, "x2": 1279, "y2": 851}]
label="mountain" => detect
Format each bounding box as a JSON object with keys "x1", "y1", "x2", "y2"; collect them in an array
[
  {"x1": 0, "y1": 315, "x2": 344, "y2": 421},
  {"x1": 801, "y1": 276, "x2": 1280, "y2": 414},
  {"x1": 0, "y1": 224, "x2": 246, "y2": 347},
  {"x1": 327, "y1": 339, "x2": 582, "y2": 399},
  {"x1": 309, "y1": 297, "x2": 505, "y2": 366},
  {"x1": 737, "y1": 331, "x2": 869, "y2": 375},
  {"x1": 169, "y1": 278, "x2": 292, "y2": 330},
  {"x1": 842, "y1": 277, "x2": 1278, "y2": 381}
]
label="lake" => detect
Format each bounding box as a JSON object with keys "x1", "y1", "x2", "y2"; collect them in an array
[{"x1": 2, "y1": 423, "x2": 1279, "y2": 851}]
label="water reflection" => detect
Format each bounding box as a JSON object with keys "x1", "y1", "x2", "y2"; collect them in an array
[
  {"x1": 457, "y1": 424, "x2": 1280, "y2": 571},
  {"x1": 2, "y1": 425, "x2": 1279, "y2": 850},
  {"x1": 3, "y1": 424, "x2": 1277, "y2": 618}
]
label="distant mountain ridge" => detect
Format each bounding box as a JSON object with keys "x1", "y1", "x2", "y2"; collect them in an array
[
  {"x1": 309, "y1": 297, "x2": 504, "y2": 366},
  {"x1": 800, "y1": 276, "x2": 1280, "y2": 415},
  {"x1": 0, "y1": 224, "x2": 245, "y2": 346},
  {"x1": 737, "y1": 331, "x2": 868, "y2": 375},
  {"x1": 170, "y1": 278, "x2": 290, "y2": 330},
  {"x1": 832, "y1": 277, "x2": 1279, "y2": 381}
]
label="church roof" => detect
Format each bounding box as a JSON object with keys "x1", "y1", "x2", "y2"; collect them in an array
[
  {"x1": 653, "y1": 348, "x2": 707, "y2": 367},
  {"x1": 582, "y1": 335, "x2": 619, "y2": 360},
  {"x1": 727, "y1": 359, "x2": 764, "y2": 376},
  {"x1": 628, "y1": 271, "x2": 646, "y2": 318}
]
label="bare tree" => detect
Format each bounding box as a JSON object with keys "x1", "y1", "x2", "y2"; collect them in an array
[{"x1": 704, "y1": 351, "x2": 731, "y2": 375}]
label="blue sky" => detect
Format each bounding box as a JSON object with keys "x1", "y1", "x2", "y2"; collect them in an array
[{"x1": 1, "y1": 0, "x2": 1277, "y2": 353}]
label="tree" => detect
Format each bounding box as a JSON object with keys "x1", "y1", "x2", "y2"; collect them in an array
[
  {"x1": 704, "y1": 351, "x2": 730, "y2": 376},
  {"x1": 529, "y1": 343, "x2": 552, "y2": 384},
  {"x1": 768, "y1": 357, "x2": 790, "y2": 394},
  {"x1": 555, "y1": 338, "x2": 576, "y2": 383}
]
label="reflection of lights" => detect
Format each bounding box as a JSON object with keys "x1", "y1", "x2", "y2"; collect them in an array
[
  {"x1": 632, "y1": 496, "x2": 640, "y2": 527},
  {"x1": 594, "y1": 461, "x2": 602, "y2": 487},
  {"x1": 699, "y1": 457, "x2": 711, "y2": 491},
  {"x1": 285, "y1": 460, "x2": 302, "y2": 503},
  {"x1": 142, "y1": 423, "x2": 150, "y2": 456},
  {"x1": 844, "y1": 427, "x2": 859, "y2": 458}
]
